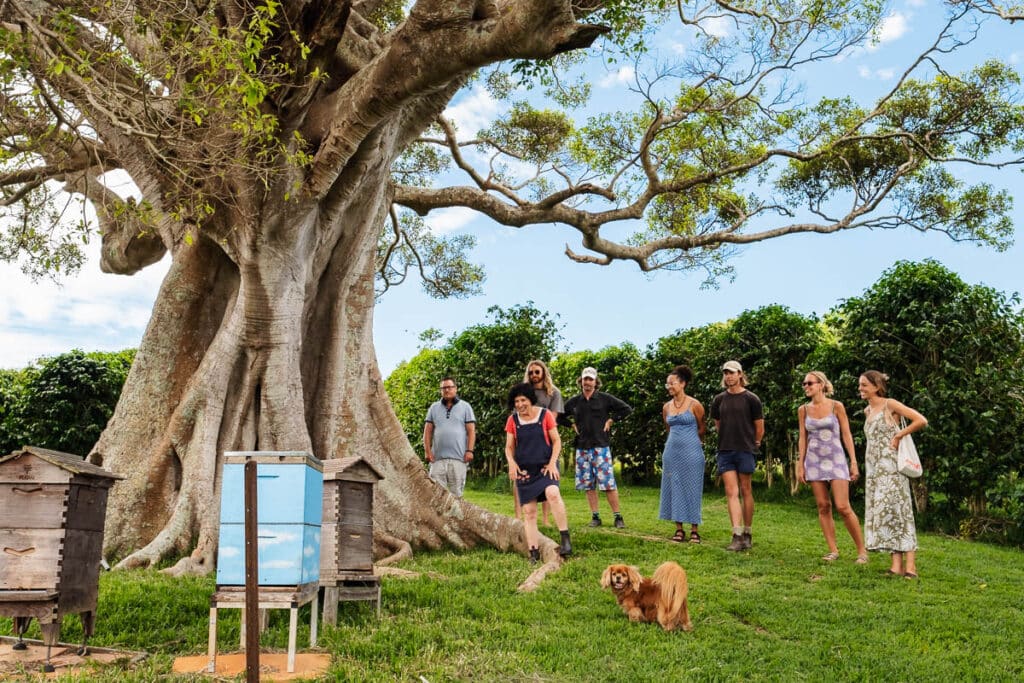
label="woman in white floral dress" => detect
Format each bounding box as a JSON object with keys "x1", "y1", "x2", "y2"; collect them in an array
[{"x1": 858, "y1": 370, "x2": 928, "y2": 578}]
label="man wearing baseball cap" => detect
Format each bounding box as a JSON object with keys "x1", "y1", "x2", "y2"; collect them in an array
[
  {"x1": 559, "y1": 367, "x2": 633, "y2": 528},
  {"x1": 710, "y1": 360, "x2": 764, "y2": 550}
]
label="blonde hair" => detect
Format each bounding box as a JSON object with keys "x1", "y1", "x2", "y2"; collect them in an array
[
  {"x1": 806, "y1": 370, "x2": 834, "y2": 396},
  {"x1": 720, "y1": 370, "x2": 748, "y2": 388},
  {"x1": 524, "y1": 360, "x2": 556, "y2": 397}
]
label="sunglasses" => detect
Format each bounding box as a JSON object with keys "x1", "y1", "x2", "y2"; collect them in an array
[
  {"x1": 441, "y1": 385, "x2": 457, "y2": 390},
  {"x1": 801, "y1": 381, "x2": 819, "y2": 387},
  {"x1": 528, "y1": 370, "x2": 543, "y2": 376}
]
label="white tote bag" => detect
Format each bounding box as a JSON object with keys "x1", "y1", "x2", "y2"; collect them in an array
[{"x1": 896, "y1": 417, "x2": 922, "y2": 478}]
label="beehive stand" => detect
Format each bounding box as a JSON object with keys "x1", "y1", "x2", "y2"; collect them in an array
[{"x1": 206, "y1": 583, "x2": 318, "y2": 674}]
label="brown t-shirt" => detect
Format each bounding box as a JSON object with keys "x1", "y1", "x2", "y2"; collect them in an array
[{"x1": 710, "y1": 389, "x2": 763, "y2": 453}]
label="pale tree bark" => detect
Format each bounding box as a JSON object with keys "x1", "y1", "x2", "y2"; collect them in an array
[{"x1": 89, "y1": 109, "x2": 553, "y2": 581}]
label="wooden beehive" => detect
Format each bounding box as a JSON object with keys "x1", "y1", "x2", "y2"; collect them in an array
[
  {"x1": 215, "y1": 451, "x2": 323, "y2": 587},
  {"x1": 320, "y1": 457, "x2": 383, "y2": 579},
  {"x1": 0, "y1": 445, "x2": 123, "y2": 650}
]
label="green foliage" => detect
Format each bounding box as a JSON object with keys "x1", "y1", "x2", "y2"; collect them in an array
[
  {"x1": 385, "y1": 304, "x2": 562, "y2": 475},
  {"x1": 376, "y1": 212, "x2": 485, "y2": 299},
  {"x1": 623, "y1": 307, "x2": 820, "y2": 486},
  {"x1": 0, "y1": 349, "x2": 134, "y2": 457},
  {"x1": 830, "y1": 260, "x2": 1024, "y2": 514},
  {"x1": 383, "y1": 260, "x2": 1023, "y2": 536},
  {"x1": 384, "y1": 348, "x2": 447, "y2": 454},
  {"x1": 480, "y1": 103, "x2": 576, "y2": 164}
]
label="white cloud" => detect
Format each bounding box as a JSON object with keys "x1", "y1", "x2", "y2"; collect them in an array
[
  {"x1": 424, "y1": 206, "x2": 481, "y2": 235},
  {"x1": 858, "y1": 65, "x2": 897, "y2": 81},
  {"x1": 443, "y1": 87, "x2": 502, "y2": 138},
  {"x1": 870, "y1": 12, "x2": 910, "y2": 50},
  {"x1": 700, "y1": 16, "x2": 732, "y2": 39},
  {"x1": 1010, "y1": 52, "x2": 1021, "y2": 65},
  {"x1": 257, "y1": 528, "x2": 299, "y2": 546},
  {"x1": 0, "y1": 245, "x2": 167, "y2": 369},
  {"x1": 262, "y1": 560, "x2": 298, "y2": 569},
  {"x1": 599, "y1": 66, "x2": 635, "y2": 88}
]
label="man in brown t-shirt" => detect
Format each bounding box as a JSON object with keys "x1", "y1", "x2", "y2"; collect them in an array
[{"x1": 710, "y1": 360, "x2": 764, "y2": 551}]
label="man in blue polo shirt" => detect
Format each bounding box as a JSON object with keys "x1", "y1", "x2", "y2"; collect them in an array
[{"x1": 423, "y1": 377, "x2": 476, "y2": 497}]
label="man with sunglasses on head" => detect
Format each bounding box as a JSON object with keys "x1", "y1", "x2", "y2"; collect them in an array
[
  {"x1": 710, "y1": 360, "x2": 764, "y2": 551},
  {"x1": 423, "y1": 377, "x2": 476, "y2": 498}
]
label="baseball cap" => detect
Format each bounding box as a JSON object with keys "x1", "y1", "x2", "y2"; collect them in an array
[
  {"x1": 581, "y1": 367, "x2": 599, "y2": 380},
  {"x1": 721, "y1": 360, "x2": 743, "y2": 373}
]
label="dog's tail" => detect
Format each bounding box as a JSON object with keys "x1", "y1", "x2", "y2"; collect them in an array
[{"x1": 652, "y1": 561, "x2": 690, "y2": 630}]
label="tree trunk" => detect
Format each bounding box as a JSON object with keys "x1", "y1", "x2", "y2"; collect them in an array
[{"x1": 89, "y1": 157, "x2": 536, "y2": 576}]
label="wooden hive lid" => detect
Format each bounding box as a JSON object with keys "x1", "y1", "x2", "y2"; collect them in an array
[
  {"x1": 322, "y1": 456, "x2": 384, "y2": 482},
  {"x1": 0, "y1": 445, "x2": 124, "y2": 480},
  {"x1": 223, "y1": 450, "x2": 323, "y2": 470}
]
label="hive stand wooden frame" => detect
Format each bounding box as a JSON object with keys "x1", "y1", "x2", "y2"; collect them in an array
[{"x1": 206, "y1": 583, "x2": 318, "y2": 674}]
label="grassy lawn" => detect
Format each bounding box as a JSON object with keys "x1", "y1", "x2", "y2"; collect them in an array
[{"x1": 3, "y1": 484, "x2": 1022, "y2": 681}]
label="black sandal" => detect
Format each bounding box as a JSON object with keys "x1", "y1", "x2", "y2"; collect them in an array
[
  {"x1": 671, "y1": 529, "x2": 686, "y2": 543},
  {"x1": 689, "y1": 530, "x2": 701, "y2": 544}
]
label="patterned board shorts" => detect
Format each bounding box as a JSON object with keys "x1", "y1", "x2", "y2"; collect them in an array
[{"x1": 575, "y1": 447, "x2": 617, "y2": 491}]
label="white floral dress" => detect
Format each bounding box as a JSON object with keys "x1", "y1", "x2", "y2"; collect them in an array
[{"x1": 863, "y1": 403, "x2": 917, "y2": 552}]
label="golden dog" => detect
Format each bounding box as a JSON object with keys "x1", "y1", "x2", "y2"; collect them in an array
[{"x1": 600, "y1": 561, "x2": 692, "y2": 631}]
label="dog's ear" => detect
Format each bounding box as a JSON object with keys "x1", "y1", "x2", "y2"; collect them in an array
[
  {"x1": 600, "y1": 566, "x2": 612, "y2": 588},
  {"x1": 626, "y1": 566, "x2": 642, "y2": 593}
]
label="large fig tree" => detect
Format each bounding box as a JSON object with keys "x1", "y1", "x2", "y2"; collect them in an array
[{"x1": 2, "y1": 0, "x2": 1022, "y2": 575}]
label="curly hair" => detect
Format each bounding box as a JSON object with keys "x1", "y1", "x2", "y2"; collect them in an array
[{"x1": 507, "y1": 382, "x2": 538, "y2": 411}]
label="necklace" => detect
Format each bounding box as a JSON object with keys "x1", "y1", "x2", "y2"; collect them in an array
[{"x1": 671, "y1": 396, "x2": 687, "y2": 410}]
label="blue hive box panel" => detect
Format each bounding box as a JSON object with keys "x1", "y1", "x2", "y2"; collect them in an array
[
  {"x1": 216, "y1": 523, "x2": 322, "y2": 585},
  {"x1": 216, "y1": 451, "x2": 323, "y2": 586},
  {"x1": 219, "y1": 452, "x2": 323, "y2": 526}
]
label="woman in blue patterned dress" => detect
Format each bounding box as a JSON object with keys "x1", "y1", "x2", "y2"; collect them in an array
[
  {"x1": 797, "y1": 371, "x2": 868, "y2": 563},
  {"x1": 859, "y1": 370, "x2": 928, "y2": 578},
  {"x1": 658, "y1": 365, "x2": 707, "y2": 543}
]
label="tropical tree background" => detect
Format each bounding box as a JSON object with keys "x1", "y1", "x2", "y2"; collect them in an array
[
  {"x1": 2, "y1": 0, "x2": 1023, "y2": 571},
  {"x1": 5, "y1": 261, "x2": 1023, "y2": 544},
  {"x1": 387, "y1": 261, "x2": 1024, "y2": 543},
  {"x1": 0, "y1": 349, "x2": 134, "y2": 455},
  {"x1": 386, "y1": 303, "x2": 561, "y2": 476}
]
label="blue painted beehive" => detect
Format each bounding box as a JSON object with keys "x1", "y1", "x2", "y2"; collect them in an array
[{"x1": 216, "y1": 451, "x2": 323, "y2": 586}]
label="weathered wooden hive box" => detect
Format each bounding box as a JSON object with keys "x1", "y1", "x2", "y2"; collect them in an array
[
  {"x1": 215, "y1": 451, "x2": 323, "y2": 586},
  {"x1": 0, "y1": 445, "x2": 123, "y2": 646},
  {"x1": 320, "y1": 456, "x2": 383, "y2": 579}
]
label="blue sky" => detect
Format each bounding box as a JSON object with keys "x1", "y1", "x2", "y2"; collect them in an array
[{"x1": 2, "y1": 1, "x2": 1021, "y2": 375}]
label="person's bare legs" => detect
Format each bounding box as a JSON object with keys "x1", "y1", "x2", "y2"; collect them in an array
[
  {"x1": 604, "y1": 488, "x2": 621, "y2": 514},
  {"x1": 903, "y1": 550, "x2": 918, "y2": 576},
  {"x1": 585, "y1": 489, "x2": 600, "y2": 514},
  {"x1": 546, "y1": 487, "x2": 569, "y2": 530},
  {"x1": 830, "y1": 480, "x2": 867, "y2": 557},
  {"x1": 811, "y1": 481, "x2": 838, "y2": 555},
  {"x1": 522, "y1": 501, "x2": 539, "y2": 549},
  {"x1": 738, "y1": 472, "x2": 754, "y2": 527},
  {"x1": 722, "y1": 471, "x2": 742, "y2": 528}
]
